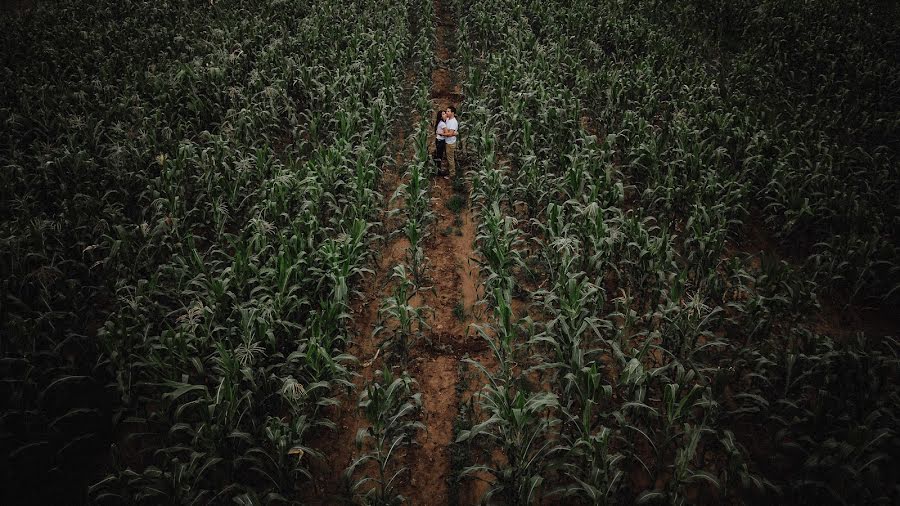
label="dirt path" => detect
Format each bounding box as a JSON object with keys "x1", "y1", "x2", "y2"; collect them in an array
[
  {"x1": 401, "y1": 1, "x2": 493, "y2": 503},
  {"x1": 403, "y1": 175, "x2": 483, "y2": 504},
  {"x1": 310, "y1": 1, "x2": 493, "y2": 502}
]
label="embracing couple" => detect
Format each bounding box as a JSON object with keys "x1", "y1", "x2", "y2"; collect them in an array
[{"x1": 432, "y1": 105, "x2": 458, "y2": 177}]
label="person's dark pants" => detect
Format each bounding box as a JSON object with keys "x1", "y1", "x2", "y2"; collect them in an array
[{"x1": 433, "y1": 139, "x2": 446, "y2": 170}]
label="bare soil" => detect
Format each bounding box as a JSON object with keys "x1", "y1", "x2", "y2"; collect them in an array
[
  {"x1": 403, "y1": 355, "x2": 458, "y2": 501},
  {"x1": 399, "y1": 0, "x2": 500, "y2": 503},
  {"x1": 422, "y1": 178, "x2": 483, "y2": 343},
  {"x1": 310, "y1": 1, "x2": 494, "y2": 500},
  {"x1": 307, "y1": 235, "x2": 410, "y2": 502},
  {"x1": 733, "y1": 218, "x2": 899, "y2": 339},
  {"x1": 401, "y1": 176, "x2": 483, "y2": 504},
  {"x1": 813, "y1": 296, "x2": 900, "y2": 339}
]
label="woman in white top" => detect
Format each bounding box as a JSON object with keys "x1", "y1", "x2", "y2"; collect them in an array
[{"x1": 433, "y1": 109, "x2": 447, "y2": 174}]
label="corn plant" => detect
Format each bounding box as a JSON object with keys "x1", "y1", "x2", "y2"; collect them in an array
[
  {"x1": 455, "y1": 0, "x2": 900, "y2": 503},
  {"x1": 654, "y1": 292, "x2": 727, "y2": 365},
  {"x1": 1, "y1": 0, "x2": 417, "y2": 501},
  {"x1": 345, "y1": 368, "x2": 424, "y2": 506},
  {"x1": 472, "y1": 287, "x2": 533, "y2": 382},
  {"x1": 373, "y1": 265, "x2": 430, "y2": 363},
  {"x1": 391, "y1": 157, "x2": 434, "y2": 287},
  {"x1": 457, "y1": 384, "x2": 562, "y2": 505},
  {"x1": 530, "y1": 267, "x2": 611, "y2": 381},
  {"x1": 553, "y1": 363, "x2": 625, "y2": 504},
  {"x1": 476, "y1": 202, "x2": 527, "y2": 297}
]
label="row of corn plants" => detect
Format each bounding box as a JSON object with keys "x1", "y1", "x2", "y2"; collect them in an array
[
  {"x1": 0, "y1": 0, "x2": 425, "y2": 503},
  {"x1": 459, "y1": 13, "x2": 562, "y2": 503},
  {"x1": 344, "y1": 4, "x2": 436, "y2": 502},
  {"x1": 344, "y1": 367, "x2": 424, "y2": 505},
  {"x1": 453, "y1": 0, "x2": 898, "y2": 504}
]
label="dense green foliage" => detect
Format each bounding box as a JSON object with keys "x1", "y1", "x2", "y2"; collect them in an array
[
  {"x1": 457, "y1": 0, "x2": 899, "y2": 503},
  {"x1": 1, "y1": 0, "x2": 423, "y2": 503},
  {"x1": 346, "y1": 7, "x2": 436, "y2": 501},
  {"x1": 2, "y1": 0, "x2": 897, "y2": 504}
]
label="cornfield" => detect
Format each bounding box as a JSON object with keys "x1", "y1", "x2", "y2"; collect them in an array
[{"x1": 1, "y1": 0, "x2": 897, "y2": 504}]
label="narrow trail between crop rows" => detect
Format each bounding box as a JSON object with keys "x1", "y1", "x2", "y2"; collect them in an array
[
  {"x1": 402, "y1": 0, "x2": 492, "y2": 503},
  {"x1": 310, "y1": 1, "x2": 494, "y2": 502}
]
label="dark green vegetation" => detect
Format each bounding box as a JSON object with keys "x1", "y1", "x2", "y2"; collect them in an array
[
  {"x1": 457, "y1": 0, "x2": 898, "y2": 504},
  {"x1": 344, "y1": 368, "x2": 424, "y2": 504},
  {"x1": 1, "y1": 0, "x2": 431, "y2": 503},
  {"x1": 1, "y1": 0, "x2": 898, "y2": 504}
]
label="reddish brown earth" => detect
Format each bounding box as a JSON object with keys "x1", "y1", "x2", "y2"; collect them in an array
[
  {"x1": 422, "y1": 177, "x2": 482, "y2": 341},
  {"x1": 730, "y1": 219, "x2": 899, "y2": 339},
  {"x1": 402, "y1": 174, "x2": 484, "y2": 505},
  {"x1": 311, "y1": 236, "x2": 412, "y2": 494},
  {"x1": 309, "y1": 0, "x2": 496, "y2": 501},
  {"x1": 813, "y1": 298, "x2": 899, "y2": 339},
  {"x1": 400, "y1": 0, "x2": 486, "y2": 502}
]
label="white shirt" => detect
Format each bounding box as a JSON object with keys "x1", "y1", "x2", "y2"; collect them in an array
[
  {"x1": 444, "y1": 117, "x2": 458, "y2": 144},
  {"x1": 436, "y1": 120, "x2": 446, "y2": 140}
]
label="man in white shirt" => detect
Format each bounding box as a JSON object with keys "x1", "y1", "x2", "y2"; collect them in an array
[{"x1": 442, "y1": 106, "x2": 459, "y2": 177}]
